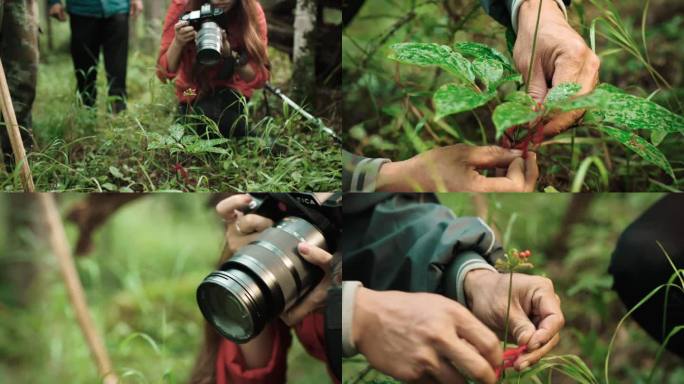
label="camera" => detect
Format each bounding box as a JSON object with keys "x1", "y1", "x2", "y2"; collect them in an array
[
  {"x1": 180, "y1": 3, "x2": 228, "y2": 66},
  {"x1": 196, "y1": 193, "x2": 342, "y2": 343}
]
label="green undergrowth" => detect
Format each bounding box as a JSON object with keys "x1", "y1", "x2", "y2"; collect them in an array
[{"x1": 1, "y1": 22, "x2": 340, "y2": 192}]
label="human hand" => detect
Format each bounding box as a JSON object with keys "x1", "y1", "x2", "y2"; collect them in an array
[
  {"x1": 130, "y1": 0, "x2": 143, "y2": 18},
  {"x1": 215, "y1": 194, "x2": 273, "y2": 257},
  {"x1": 173, "y1": 20, "x2": 197, "y2": 47},
  {"x1": 464, "y1": 269, "x2": 564, "y2": 370},
  {"x1": 221, "y1": 29, "x2": 232, "y2": 58},
  {"x1": 49, "y1": 3, "x2": 67, "y2": 22},
  {"x1": 514, "y1": 0, "x2": 600, "y2": 137},
  {"x1": 376, "y1": 145, "x2": 538, "y2": 192},
  {"x1": 353, "y1": 288, "x2": 503, "y2": 384},
  {"x1": 280, "y1": 242, "x2": 333, "y2": 326}
]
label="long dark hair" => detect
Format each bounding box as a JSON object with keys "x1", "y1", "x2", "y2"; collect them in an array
[{"x1": 186, "y1": 0, "x2": 269, "y2": 94}]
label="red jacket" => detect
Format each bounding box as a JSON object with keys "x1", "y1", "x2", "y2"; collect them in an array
[
  {"x1": 157, "y1": 0, "x2": 270, "y2": 104},
  {"x1": 216, "y1": 313, "x2": 339, "y2": 384}
]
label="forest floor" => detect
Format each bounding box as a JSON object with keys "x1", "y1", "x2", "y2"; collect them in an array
[{"x1": 1, "y1": 20, "x2": 340, "y2": 192}]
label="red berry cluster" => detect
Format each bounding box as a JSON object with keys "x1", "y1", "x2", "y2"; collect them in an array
[{"x1": 519, "y1": 249, "x2": 532, "y2": 259}]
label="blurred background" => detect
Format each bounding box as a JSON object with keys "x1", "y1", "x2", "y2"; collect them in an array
[
  {"x1": 343, "y1": 193, "x2": 684, "y2": 383},
  {"x1": 342, "y1": 0, "x2": 684, "y2": 191},
  {"x1": 0, "y1": 194, "x2": 327, "y2": 383}
]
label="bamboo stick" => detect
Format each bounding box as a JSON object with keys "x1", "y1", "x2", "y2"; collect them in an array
[
  {"x1": 37, "y1": 194, "x2": 118, "y2": 384},
  {"x1": 0, "y1": 58, "x2": 35, "y2": 191}
]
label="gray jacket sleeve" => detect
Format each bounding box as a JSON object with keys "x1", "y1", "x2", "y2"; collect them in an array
[
  {"x1": 342, "y1": 193, "x2": 503, "y2": 297},
  {"x1": 343, "y1": 150, "x2": 390, "y2": 192}
]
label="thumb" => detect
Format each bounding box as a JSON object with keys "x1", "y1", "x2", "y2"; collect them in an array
[
  {"x1": 525, "y1": 60, "x2": 548, "y2": 103},
  {"x1": 465, "y1": 146, "x2": 523, "y2": 168},
  {"x1": 505, "y1": 157, "x2": 526, "y2": 188},
  {"x1": 508, "y1": 309, "x2": 536, "y2": 347}
]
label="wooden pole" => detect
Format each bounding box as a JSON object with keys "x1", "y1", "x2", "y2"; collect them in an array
[
  {"x1": 0, "y1": 58, "x2": 35, "y2": 191},
  {"x1": 37, "y1": 194, "x2": 118, "y2": 384}
]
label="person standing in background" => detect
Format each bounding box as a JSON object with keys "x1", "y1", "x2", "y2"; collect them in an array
[
  {"x1": 48, "y1": 0, "x2": 143, "y2": 113},
  {"x1": 0, "y1": 0, "x2": 39, "y2": 168}
]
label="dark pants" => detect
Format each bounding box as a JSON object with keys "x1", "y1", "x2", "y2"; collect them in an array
[
  {"x1": 69, "y1": 12, "x2": 129, "y2": 113},
  {"x1": 178, "y1": 88, "x2": 249, "y2": 138},
  {"x1": 609, "y1": 194, "x2": 684, "y2": 358}
]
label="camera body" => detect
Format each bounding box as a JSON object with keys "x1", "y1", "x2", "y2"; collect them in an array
[
  {"x1": 180, "y1": 3, "x2": 228, "y2": 66},
  {"x1": 197, "y1": 193, "x2": 342, "y2": 343}
]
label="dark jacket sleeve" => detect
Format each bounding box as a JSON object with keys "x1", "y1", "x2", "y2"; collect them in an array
[
  {"x1": 480, "y1": 0, "x2": 571, "y2": 29},
  {"x1": 480, "y1": 0, "x2": 516, "y2": 29},
  {"x1": 342, "y1": 193, "x2": 503, "y2": 295}
]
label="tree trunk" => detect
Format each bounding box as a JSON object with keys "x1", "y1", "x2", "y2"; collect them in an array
[
  {"x1": 292, "y1": 0, "x2": 317, "y2": 101},
  {"x1": 0, "y1": 194, "x2": 41, "y2": 307}
]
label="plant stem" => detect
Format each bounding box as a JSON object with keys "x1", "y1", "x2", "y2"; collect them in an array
[
  {"x1": 501, "y1": 271, "x2": 514, "y2": 381},
  {"x1": 524, "y1": 0, "x2": 544, "y2": 94}
]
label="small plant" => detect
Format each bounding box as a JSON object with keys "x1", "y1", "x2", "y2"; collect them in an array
[
  {"x1": 494, "y1": 248, "x2": 534, "y2": 381},
  {"x1": 387, "y1": 40, "x2": 684, "y2": 186}
]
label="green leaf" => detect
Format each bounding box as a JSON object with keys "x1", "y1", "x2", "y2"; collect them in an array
[
  {"x1": 505, "y1": 91, "x2": 536, "y2": 106},
  {"x1": 492, "y1": 102, "x2": 540, "y2": 138},
  {"x1": 596, "y1": 82, "x2": 627, "y2": 94},
  {"x1": 595, "y1": 93, "x2": 684, "y2": 133},
  {"x1": 169, "y1": 124, "x2": 184, "y2": 141},
  {"x1": 433, "y1": 84, "x2": 496, "y2": 119},
  {"x1": 491, "y1": 73, "x2": 523, "y2": 88},
  {"x1": 389, "y1": 42, "x2": 475, "y2": 83},
  {"x1": 598, "y1": 125, "x2": 675, "y2": 179},
  {"x1": 544, "y1": 83, "x2": 581, "y2": 104},
  {"x1": 548, "y1": 88, "x2": 612, "y2": 113},
  {"x1": 453, "y1": 41, "x2": 515, "y2": 72},
  {"x1": 651, "y1": 129, "x2": 667, "y2": 146},
  {"x1": 548, "y1": 84, "x2": 684, "y2": 134},
  {"x1": 471, "y1": 57, "x2": 503, "y2": 89},
  {"x1": 109, "y1": 166, "x2": 124, "y2": 179}
]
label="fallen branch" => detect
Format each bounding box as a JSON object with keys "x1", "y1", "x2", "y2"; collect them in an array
[{"x1": 0, "y1": 58, "x2": 34, "y2": 191}]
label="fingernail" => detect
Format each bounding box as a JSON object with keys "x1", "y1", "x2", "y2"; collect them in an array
[
  {"x1": 530, "y1": 342, "x2": 540, "y2": 350},
  {"x1": 519, "y1": 361, "x2": 529, "y2": 370},
  {"x1": 298, "y1": 242, "x2": 310, "y2": 254},
  {"x1": 242, "y1": 195, "x2": 252, "y2": 203},
  {"x1": 510, "y1": 149, "x2": 523, "y2": 155}
]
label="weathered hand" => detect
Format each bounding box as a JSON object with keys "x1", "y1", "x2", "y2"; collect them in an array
[
  {"x1": 376, "y1": 145, "x2": 538, "y2": 192},
  {"x1": 353, "y1": 288, "x2": 503, "y2": 384},
  {"x1": 514, "y1": 0, "x2": 600, "y2": 137},
  {"x1": 464, "y1": 269, "x2": 564, "y2": 370}
]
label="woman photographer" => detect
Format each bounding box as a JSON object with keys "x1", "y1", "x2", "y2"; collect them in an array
[
  {"x1": 189, "y1": 194, "x2": 340, "y2": 384},
  {"x1": 157, "y1": 0, "x2": 269, "y2": 138}
]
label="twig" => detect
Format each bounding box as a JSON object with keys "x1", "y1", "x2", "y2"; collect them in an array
[
  {"x1": 37, "y1": 194, "x2": 118, "y2": 384},
  {"x1": 524, "y1": 0, "x2": 544, "y2": 94},
  {"x1": 0, "y1": 58, "x2": 35, "y2": 191}
]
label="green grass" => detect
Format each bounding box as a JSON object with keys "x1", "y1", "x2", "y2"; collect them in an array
[
  {"x1": 0, "y1": 195, "x2": 328, "y2": 383},
  {"x1": 1, "y1": 20, "x2": 340, "y2": 192}
]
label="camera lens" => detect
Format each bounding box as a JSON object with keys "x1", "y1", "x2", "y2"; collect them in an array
[
  {"x1": 197, "y1": 217, "x2": 327, "y2": 343},
  {"x1": 196, "y1": 21, "x2": 222, "y2": 66}
]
